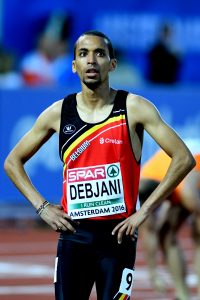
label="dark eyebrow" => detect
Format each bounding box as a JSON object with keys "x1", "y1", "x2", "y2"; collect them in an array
[
  {"x1": 95, "y1": 48, "x2": 106, "y2": 53},
  {"x1": 77, "y1": 47, "x2": 106, "y2": 53},
  {"x1": 78, "y1": 48, "x2": 88, "y2": 53}
]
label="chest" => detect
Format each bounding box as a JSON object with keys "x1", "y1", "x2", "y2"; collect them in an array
[{"x1": 76, "y1": 104, "x2": 114, "y2": 124}]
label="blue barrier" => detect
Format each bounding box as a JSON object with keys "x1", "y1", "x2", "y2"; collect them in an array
[{"x1": 1, "y1": 85, "x2": 200, "y2": 205}]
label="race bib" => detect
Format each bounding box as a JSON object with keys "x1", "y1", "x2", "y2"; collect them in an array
[
  {"x1": 113, "y1": 268, "x2": 134, "y2": 299},
  {"x1": 67, "y1": 163, "x2": 126, "y2": 219}
]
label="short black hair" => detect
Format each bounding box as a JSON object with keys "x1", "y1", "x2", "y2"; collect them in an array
[{"x1": 73, "y1": 30, "x2": 115, "y2": 59}]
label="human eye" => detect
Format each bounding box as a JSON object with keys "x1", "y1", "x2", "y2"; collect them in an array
[
  {"x1": 79, "y1": 49, "x2": 87, "y2": 57},
  {"x1": 96, "y1": 49, "x2": 105, "y2": 57}
]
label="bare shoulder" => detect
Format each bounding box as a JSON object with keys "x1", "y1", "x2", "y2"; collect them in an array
[
  {"x1": 36, "y1": 99, "x2": 64, "y2": 133},
  {"x1": 127, "y1": 93, "x2": 156, "y2": 111},
  {"x1": 126, "y1": 92, "x2": 160, "y2": 123},
  {"x1": 44, "y1": 99, "x2": 63, "y2": 116}
]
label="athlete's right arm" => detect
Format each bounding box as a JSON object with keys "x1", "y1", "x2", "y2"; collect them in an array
[{"x1": 4, "y1": 100, "x2": 76, "y2": 232}]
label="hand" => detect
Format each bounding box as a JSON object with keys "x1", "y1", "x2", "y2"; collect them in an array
[
  {"x1": 40, "y1": 204, "x2": 78, "y2": 232},
  {"x1": 112, "y1": 210, "x2": 147, "y2": 244}
]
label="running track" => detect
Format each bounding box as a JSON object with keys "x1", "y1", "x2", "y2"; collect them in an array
[{"x1": 0, "y1": 220, "x2": 199, "y2": 300}]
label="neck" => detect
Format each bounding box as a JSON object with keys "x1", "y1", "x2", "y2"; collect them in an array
[
  {"x1": 76, "y1": 86, "x2": 117, "y2": 124},
  {"x1": 80, "y1": 83, "x2": 113, "y2": 108}
]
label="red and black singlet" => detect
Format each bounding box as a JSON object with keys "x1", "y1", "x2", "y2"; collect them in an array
[{"x1": 59, "y1": 90, "x2": 141, "y2": 220}]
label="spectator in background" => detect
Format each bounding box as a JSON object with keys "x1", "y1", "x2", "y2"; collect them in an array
[
  {"x1": 147, "y1": 23, "x2": 181, "y2": 84},
  {"x1": 0, "y1": 46, "x2": 24, "y2": 88},
  {"x1": 110, "y1": 48, "x2": 144, "y2": 87},
  {"x1": 20, "y1": 13, "x2": 73, "y2": 86}
]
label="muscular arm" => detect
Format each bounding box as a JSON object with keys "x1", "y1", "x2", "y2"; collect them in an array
[
  {"x1": 133, "y1": 95, "x2": 195, "y2": 213},
  {"x1": 4, "y1": 100, "x2": 76, "y2": 232},
  {"x1": 112, "y1": 94, "x2": 196, "y2": 242},
  {"x1": 4, "y1": 102, "x2": 59, "y2": 208}
]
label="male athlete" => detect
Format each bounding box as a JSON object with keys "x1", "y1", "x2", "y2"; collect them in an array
[{"x1": 4, "y1": 30, "x2": 195, "y2": 300}]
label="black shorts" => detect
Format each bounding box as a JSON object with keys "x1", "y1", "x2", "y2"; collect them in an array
[{"x1": 54, "y1": 219, "x2": 138, "y2": 300}]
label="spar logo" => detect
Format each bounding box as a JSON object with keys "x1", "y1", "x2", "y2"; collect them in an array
[
  {"x1": 68, "y1": 166, "x2": 106, "y2": 183},
  {"x1": 107, "y1": 164, "x2": 119, "y2": 178}
]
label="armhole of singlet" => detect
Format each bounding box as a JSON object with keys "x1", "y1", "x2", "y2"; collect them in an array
[
  {"x1": 59, "y1": 93, "x2": 76, "y2": 160},
  {"x1": 114, "y1": 89, "x2": 129, "y2": 110},
  {"x1": 116, "y1": 90, "x2": 143, "y2": 165}
]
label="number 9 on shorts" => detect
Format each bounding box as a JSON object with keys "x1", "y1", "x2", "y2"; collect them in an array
[{"x1": 119, "y1": 268, "x2": 134, "y2": 296}]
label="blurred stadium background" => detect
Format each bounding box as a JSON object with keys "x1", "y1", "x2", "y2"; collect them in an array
[{"x1": 0, "y1": 0, "x2": 200, "y2": 299}]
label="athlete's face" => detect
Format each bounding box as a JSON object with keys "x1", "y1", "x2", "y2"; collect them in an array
[{"x1": 72, "y1": 35, "x2": 117, "y2": 89}]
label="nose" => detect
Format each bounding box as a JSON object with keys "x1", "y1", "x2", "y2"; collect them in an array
[{"x1": 87, "y1": 52, "x2": 96, "y2": 64}]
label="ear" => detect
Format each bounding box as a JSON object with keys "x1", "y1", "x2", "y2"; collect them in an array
[
  {"x1": 109, "y1": 59, "x2": 117, "y2": 72},
  {"x1": 72, "y1": 60, "x2": 76, "y2": 73}
]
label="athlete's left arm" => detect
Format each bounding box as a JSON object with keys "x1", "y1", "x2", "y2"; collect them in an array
[{"x1": 112, "y1": 94, "x2": 196, "y2": 243}]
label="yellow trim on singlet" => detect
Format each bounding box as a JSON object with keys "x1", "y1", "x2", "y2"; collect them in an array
[
  {"x1": 63, "y1": 164, "x2": 67, "y2": 176},
  {"x1": 62, "y1": 115, "x2": 125, "y2": 162},
  {"x1": 119, "y1": 294, "x2": 128, "y2": 299}
]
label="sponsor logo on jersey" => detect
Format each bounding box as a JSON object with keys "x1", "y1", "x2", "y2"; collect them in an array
[
  {"x1": 68, "y1": 165, "x2": 106, "y2": 182},
  {"x1": 107, "y1": 164, "x2": 119, "y2": 177},
  {"x1": 99, "y1": 137, "x2": 123, "y2": 144},
  {"x1": 63, "y1": 124, "x2": 76, "y2": 134}
]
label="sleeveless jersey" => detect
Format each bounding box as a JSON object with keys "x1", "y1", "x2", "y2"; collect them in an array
[{"x1": 59, "y1": 90, "x2": 141, "y2": 220}]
